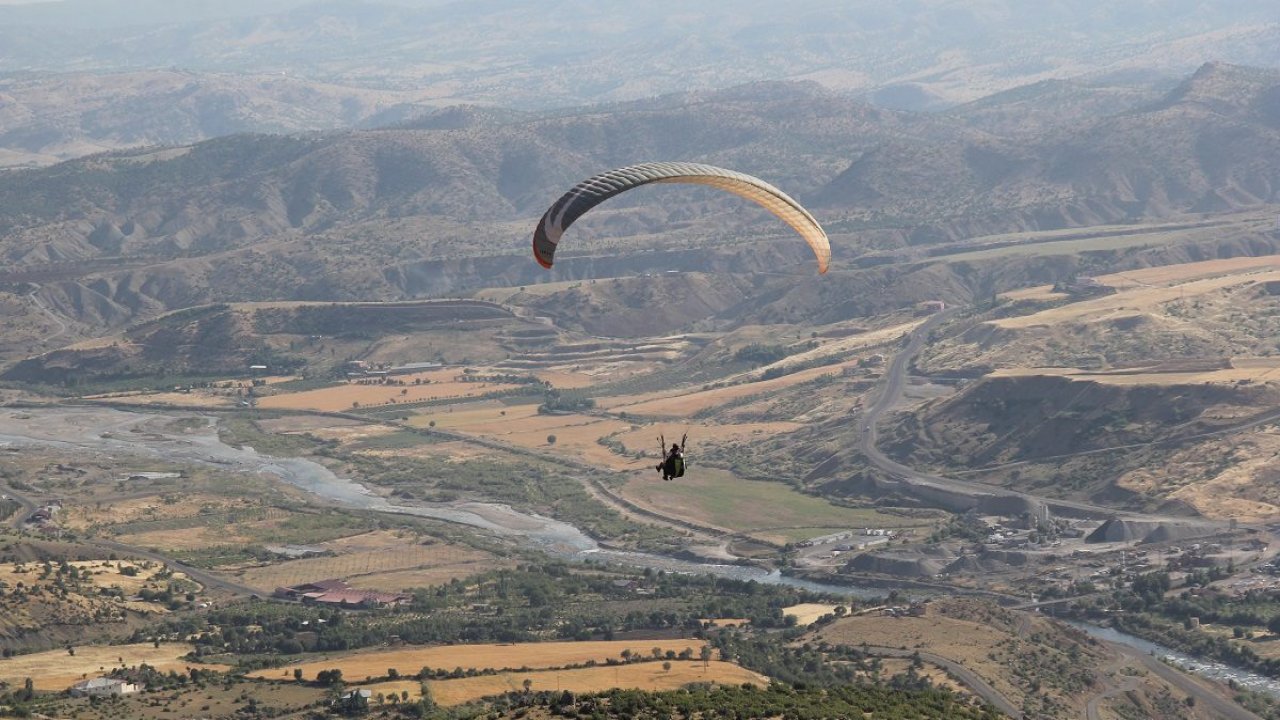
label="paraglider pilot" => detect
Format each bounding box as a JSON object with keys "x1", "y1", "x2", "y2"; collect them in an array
[{"x1": 658, "y1": 442, "x2": 684, "y2": 481}]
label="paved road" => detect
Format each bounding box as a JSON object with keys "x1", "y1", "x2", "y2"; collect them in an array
[
  {"x1": 26, "y1": 284, "x2": 70, "y2": 346},
  {"x1": 860, "y1": 644, "x2": 1022, "y2": 718},
  {"x1": 1117, "y1": 643, "x2": 1263, "y2": 720},
  {"x1": 2, "y1": 466, "x2": 268, "y2": 598}
]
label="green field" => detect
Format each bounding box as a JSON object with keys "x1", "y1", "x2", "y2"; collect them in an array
[{"x1": 623, "y1": 468, "x2": 936, "y2": 536}]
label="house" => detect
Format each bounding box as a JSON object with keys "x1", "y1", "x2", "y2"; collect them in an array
[
  {"x1": 273, "y1": 579, "x2": 409, "y2": 608},
  {"x1": 338, "y1": 688, "x2": 371, "y2": 713},
  {"x1": 69, "y1": 677, "x2": 140, "y2": 697}
]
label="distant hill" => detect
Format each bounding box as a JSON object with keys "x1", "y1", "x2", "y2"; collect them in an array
[
  {"x1": 0, "y1": 0, "x2": 1274, "y2": 113},
  {"x1": 0, "y1": 64, "x2": 1278, "y2": 357},
  {"x1": 0, "y1": 71, "x2": 441, "y2": 168}
]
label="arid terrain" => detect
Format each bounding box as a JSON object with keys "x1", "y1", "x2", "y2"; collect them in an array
[{"x1": 2, "y1": 22, "x2": 1280, "y2": 718}]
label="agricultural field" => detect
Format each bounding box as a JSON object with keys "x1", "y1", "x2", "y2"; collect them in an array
[
  {"x1": 258, "y1": 369, "x2": 522, "y2": 412},
  {"x1": 50, "y1": 680, "x2": 324, "y2": 720},
  {"x1": 622, "y1": 468, "x2": 935, "y2": 542},
  {"x1": 782, "y1": 603, "x2": 841, "y2": 626},
  {"x1": 81, "y1": 376, "x2": 300, "y2": 408},
  {"x1": 363, "y1": 679, "x2": 426, "y2": 701},
  {"x1": 426, "y1": 661, "x2": 766, "y2": 706},
  {"x1": 409, "y1": 403, "x2": 644, "y2": 471},
  {"x1": 234, "y1": 530, "x2": 504, "y2": 592},
  {"x1": 247, "y1": 639, "x2": 707, "y2": 681},
  {"x1": 0, "y1": 642, "x2": 224, "y2": 690}
]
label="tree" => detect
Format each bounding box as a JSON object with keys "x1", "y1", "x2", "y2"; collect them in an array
[
  {"x1": 547, "y1": 434, "x2": 557, "y2": 445},
  {"x1": 294, "y1": 668, "x2": 303, "y2": 682},
  {"x1": 522, "y1": 678, "x2": 533, "y2": 693},
  {"x1": 663, "y1": 661, "x2": 672, "y2": 673},
  {"x1": 700, "y1": 646, "x2": 713, "y2": 669}
]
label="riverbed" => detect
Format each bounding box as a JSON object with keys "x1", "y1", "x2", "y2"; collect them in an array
[{"x1": 0, "y1": 406, "x2": 876, "y2": 597}]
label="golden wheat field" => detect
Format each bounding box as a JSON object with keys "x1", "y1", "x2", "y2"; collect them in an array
[
  {"x1": 247, "y1": 640, "x2": 707, "y2": 682},
  {"x1": 0, "y1": 643, "x2": 226, "y2": 690},
  {"x1": 426, "y1": 661, "x2": 766, "y2": 706},
  {"x1": 782, "y1": 603, "x2": 841, "y2": 626}
]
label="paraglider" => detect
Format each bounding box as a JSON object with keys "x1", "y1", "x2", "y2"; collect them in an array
[
  {"x1": 531, "y1": 162, "x2": 830, "y2": 274},
  {"x1": 657, "y1": 432, "x2": 687, "y2": 481}
]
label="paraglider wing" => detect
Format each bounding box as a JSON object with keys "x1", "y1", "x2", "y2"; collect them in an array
[{"x1": 532, "y1": 162, "x2": 830, "y2": 273}]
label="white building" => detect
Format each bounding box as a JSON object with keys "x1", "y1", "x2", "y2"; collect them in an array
[{"x1": 69, "y1": 677, "x2": 140, "y2": 697}]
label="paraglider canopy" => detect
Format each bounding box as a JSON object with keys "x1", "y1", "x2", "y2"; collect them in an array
[{"x1": 532, "y1": 161, "x2": 830, "y2": 274}]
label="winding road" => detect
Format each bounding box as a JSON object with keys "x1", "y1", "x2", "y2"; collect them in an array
[
  {"x1": 860, "y1": 644, "x2": 1022, "y2": 718},
  {"x1": 856, "y1": 308, "x2": 1226, "y2": 527}
]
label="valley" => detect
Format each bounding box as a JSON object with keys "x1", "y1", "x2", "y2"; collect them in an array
[{"x1": 2, "y1": 39, "x2": 1280, "y2": 718}]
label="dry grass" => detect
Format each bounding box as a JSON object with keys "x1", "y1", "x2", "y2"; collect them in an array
[
  {"x1": 603, "y1": 363, "x2": 851, "y2": 417},
  {"x1": 410, "y1": 404, "x2": 644, "y2": 470},
  {"x1": 992, "y1": 269, "x2": 1280, "y2": 330},
  {"x1": 426, "y1": 661, "x2": 765, "y2": 706},
  {"x1": 610, "y1": 422, "x2": 802, "y2": 455},
  {"x1": 819, "y1": 611, "x2": 1020, "y2": 703},
  {"x1": 989, "y1": 253, "x2": 1280, "y2": 301},
  {"x1": 783, "y1": 603, "x2": 840, "y2": 626},
  {"x1": 248, "y1": 640, "x2": 707, "y2": 682},
  {"x1": 61, "y1": 494, "x2": 259, "y2": 531},
  {"x1": 1099, "y1": 255, "x2": 1280, "y2": 288},
  {"x1": 85, "y1": 391, "x2": 237, "y2": 407},
  {"x1": 0, "y1": 643, "x2": 223, "y2": 690},
  {"x1": 0, "y1": 560, "x2": 189, "y2": 595},
  {"x1": 1117, "y1": 431, "x2": 1280, "y2": 522},
  {"x1": 533, "y1": 370, "x2": 596, "y2": 389},
  {"x1": 990, "y1": 356, "x2": 1280, "y2": 386},
  {"x1": 364, "y1": 679, "x2": 425, "y2": 701},
  {"x1": 296, "y1": 423, "x2": 398, "y2": 443},
  {"x1": 236, "y1": 530, "x2": 501, "y2": 592}
]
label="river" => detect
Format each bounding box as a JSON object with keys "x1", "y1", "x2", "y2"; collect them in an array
[
  {"x1": 1070, "y1": 622, "x2": 1280, "y2": 699},
  {"x1": 0, "y1": 406, "x2": 876, "y2": 598},
  {"x1": 10, "y1": 405, "x2": 1275, "y2": 696}
]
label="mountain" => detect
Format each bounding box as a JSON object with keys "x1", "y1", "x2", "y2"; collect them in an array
[
  {"x1": 0, "y1": 65, "x2": 1278, "y2": 358},
  {"x1": 818, "y1": 63, "x2": 1280, "y2": 235},
  {"x1": 0, "y1": 0, "x2": 1275, "y2": 110},
  {"x1": 0, "y1": 71, "x2": 443, "y2": 168}
]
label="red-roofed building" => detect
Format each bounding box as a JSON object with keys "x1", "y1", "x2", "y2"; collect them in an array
[{"x1": 273, "y1": 579, "x2": 409, "y2": 608}]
